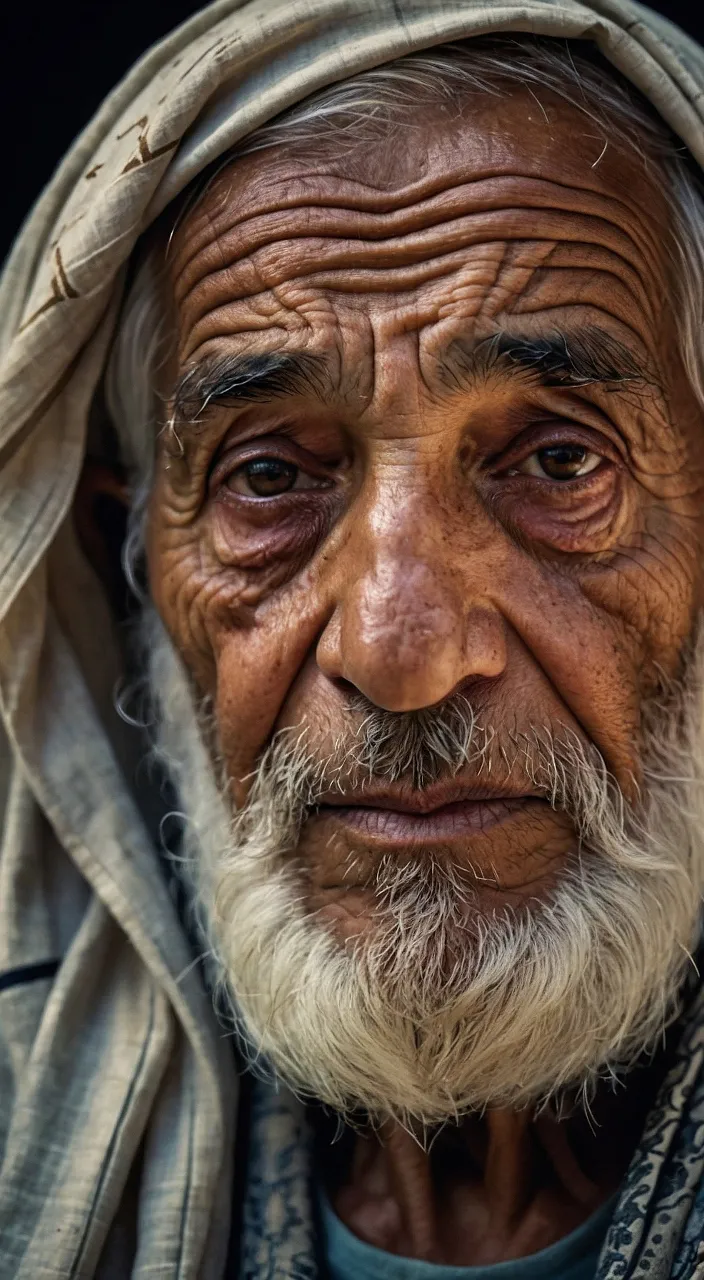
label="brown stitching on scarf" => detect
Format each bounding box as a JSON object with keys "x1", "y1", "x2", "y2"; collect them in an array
[
  {"x1": 116, "y1": 115, "x2": 149, "y2": 140},
  {"x1": 177, "y1": 37, "x2": 224, "y2": 83},
  {"x1": 121, "y1": 136, "x2": 179, "y2": 175},
  {"x1": 17, "y1": 248, "x2": 78, "y2": 333},
  {"x1": 55, "y1": 246, "x2": 78, "y2": 299},
  {"x1": 17, "y1": 277, "x2": 64, "y2": 331},
  {"x1": 116, "y1": 114, "x2": 179, "y2": 175}
]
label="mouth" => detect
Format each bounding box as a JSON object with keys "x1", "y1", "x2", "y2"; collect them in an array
[{"x1": 314, "y1": 783, "x2": 549, "y2": 847}]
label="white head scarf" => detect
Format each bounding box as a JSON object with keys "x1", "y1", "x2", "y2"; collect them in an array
[{"x1": 1, "y1": 2, "x2": 704, "y2": 1275}]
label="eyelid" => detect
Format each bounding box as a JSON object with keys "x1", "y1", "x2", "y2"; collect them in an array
[
  {"x1": 209, "y1": 437, "x2": 332, "y2": 492},
  {"x1": 489, "y1": 420, "x2": 624, "y2": 475}
]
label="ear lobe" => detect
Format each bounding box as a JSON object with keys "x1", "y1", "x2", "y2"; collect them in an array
[{"x1": 74, "y1": 460, "x2": 133, "y2": 618}]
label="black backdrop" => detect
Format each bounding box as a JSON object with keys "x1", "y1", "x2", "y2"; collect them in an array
[{"x1": 3, "y1": 0, "x2": 704, "y2": 261}]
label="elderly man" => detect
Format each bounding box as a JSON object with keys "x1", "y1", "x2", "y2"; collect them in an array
[{"x1": 3, "y1": 0, "x2": 704, "y2": 1276}]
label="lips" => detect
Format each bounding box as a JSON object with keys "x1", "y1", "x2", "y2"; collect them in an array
[
  {"x1": 318, "y1": 779, "x2": 542, "y2": 813},
  {"x1": 313, "y1": 783, "x2": 548, "y2": 848},
  {"x1": 317, "y1": 797, "x2": 547, "y2": 845}
]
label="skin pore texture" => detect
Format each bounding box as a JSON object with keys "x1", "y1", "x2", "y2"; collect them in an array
[{"x1": 143, "y1": 87, "x2": 704, "y2": 1263}]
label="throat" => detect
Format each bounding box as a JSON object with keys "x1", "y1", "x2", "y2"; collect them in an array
[{"x1": 317, "y1": 1077, "x2": 658, "y2": 1266}]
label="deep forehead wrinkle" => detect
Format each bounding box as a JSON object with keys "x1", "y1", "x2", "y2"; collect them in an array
[
  {"x1": 173, "y1": 186, "x2": 661, "y2": 309},
  {"x1": 175, "y1": 167, "x2": 665, "y2": 285}
]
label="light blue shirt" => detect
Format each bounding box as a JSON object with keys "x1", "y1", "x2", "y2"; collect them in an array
[{"x1": 320, "y1": 1193, "x2": 616, "y2": 1280}]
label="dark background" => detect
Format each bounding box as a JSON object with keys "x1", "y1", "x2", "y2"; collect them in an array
[{"x1": 3, "y1": 0, "x2": 704, "y2": 260}]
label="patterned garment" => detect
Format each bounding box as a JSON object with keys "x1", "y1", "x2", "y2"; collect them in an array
[{"x1": 239, "y1": 981, "x2": 704, "y2": 1280}]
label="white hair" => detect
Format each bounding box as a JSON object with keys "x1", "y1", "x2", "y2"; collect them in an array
[{"x1": 143, "y1": 601, "x2": 704, "y2": 1126}]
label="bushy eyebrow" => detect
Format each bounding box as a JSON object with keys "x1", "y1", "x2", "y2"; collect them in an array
[
  {"x1": 170, "y1": 326, "x2": 653, "y2": 431},
  {"x1": 439, "y1": 326, "x2": 654, "y2": 391},
  {"x1": 171, "y1": 350, "x2": 330, "y2": 423}
]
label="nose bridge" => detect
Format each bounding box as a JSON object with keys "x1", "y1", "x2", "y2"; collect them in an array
[{"x1": 317, "y1": 483, "x2": 507, "y2": 712}]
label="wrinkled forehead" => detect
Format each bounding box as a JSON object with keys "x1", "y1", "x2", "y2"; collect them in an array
[
  {"x1": 171, "y1": 82, "x2": 673, "y2": 247},
  {"x1": 163, "y1": 84, "x2": 676, "y2": 374}
]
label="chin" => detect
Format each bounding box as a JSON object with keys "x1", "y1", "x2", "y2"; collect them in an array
[
  {"x1": 308, "y1": 861, "x2": 566, "y2": 949},
  {"x1": 204, "y1": 842, "x2": 696, "y2": 1125}
]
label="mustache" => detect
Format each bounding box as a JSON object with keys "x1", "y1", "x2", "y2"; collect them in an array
[
  {"x1": 243, "y1": 690, "x2": 610, "y2": 830},
  {"x1": 345, "y1": 690, "x2": 492, "y2": 790}
]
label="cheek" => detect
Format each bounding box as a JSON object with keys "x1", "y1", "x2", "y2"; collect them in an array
[
  {"x1": 494, "y1": 539, "x2": 697, "y2": 794},
  {"x1": 582, "y1": 520, "x2": 702, "y2": 680},
  {"x1": 587, "y1": 466, "x2": 704, "y2": 682},
  {"x1": 150, "y1": 531, "x2": 326, "y2": 786},
  {"x1": 148, "y1": 473, "x2": 340, "y2": 792},
  {"x1": 213, "y1": 584, "x2": 331, "y2": 799}
]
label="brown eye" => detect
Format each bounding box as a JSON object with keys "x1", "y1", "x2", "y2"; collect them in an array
[
  {"x1": 229, "y1": 458, "x2": 299, "y2": 497},
  {"x1": 515, "y1": 444, "x2": 601, "y2": 481}
]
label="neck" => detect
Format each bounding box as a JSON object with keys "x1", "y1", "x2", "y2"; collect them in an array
[{"x1": 320, "y1": 1070, "x2": 661, "y2": 1265}]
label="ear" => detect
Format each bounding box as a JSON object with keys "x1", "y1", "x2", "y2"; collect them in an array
[{"x1": 74, "y1": 460, "x2": 133, "y2": 619}]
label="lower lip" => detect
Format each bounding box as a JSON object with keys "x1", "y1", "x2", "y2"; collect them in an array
[{"x1": 315, "y1": 798, "x2": 544, "y2": 845}]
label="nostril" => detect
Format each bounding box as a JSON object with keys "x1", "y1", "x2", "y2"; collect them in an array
[{"x1": 326, "y1": 675, "x2": 360, "y2": 703}]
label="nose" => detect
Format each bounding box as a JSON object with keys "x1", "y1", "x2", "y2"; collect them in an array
[{"x1": 317, "y1": 547, "x2": 507, "y2": 713}]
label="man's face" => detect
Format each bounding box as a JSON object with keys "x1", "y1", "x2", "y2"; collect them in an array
[{"x1": 148, "y1": 86, "x2": 704, "y2": 944}]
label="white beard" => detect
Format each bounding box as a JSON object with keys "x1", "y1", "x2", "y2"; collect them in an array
[{"x1": 143, "y1": 606, "x2": 704, "y2": 1127}]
